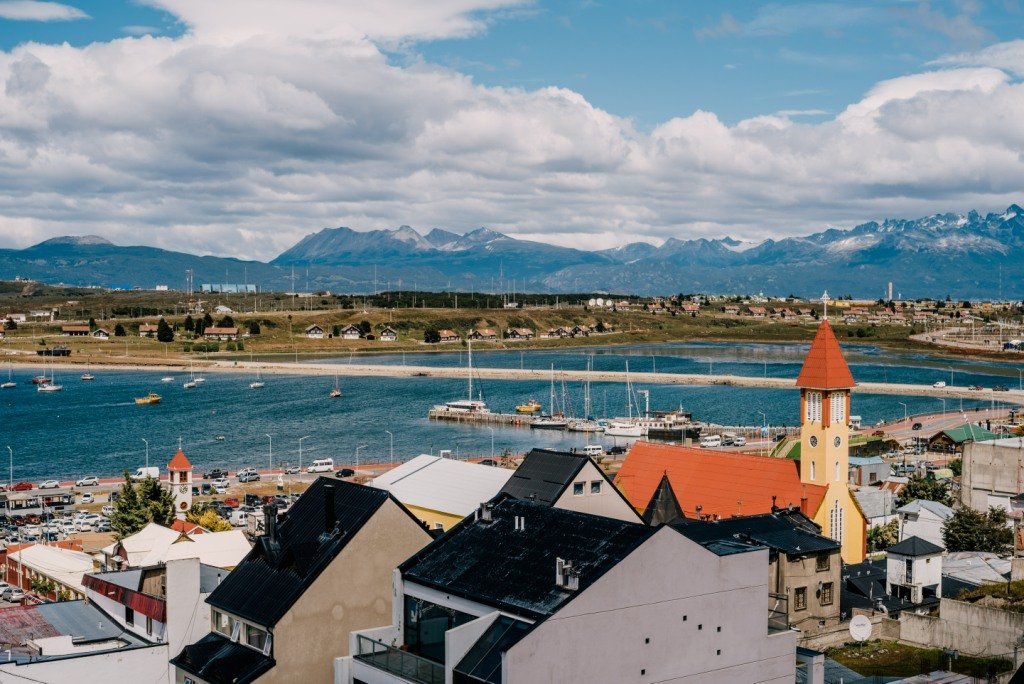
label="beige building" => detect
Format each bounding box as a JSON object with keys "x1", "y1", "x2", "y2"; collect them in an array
[{"x1": 171, "y1": 479, "x2": 432, "y2": 683}]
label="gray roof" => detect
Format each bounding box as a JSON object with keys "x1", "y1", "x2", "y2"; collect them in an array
[
  {"x1": 850, "y1": 456, "x2": 885, "y2": 466},
  {"x1": 853, "y1": 488, "x2": 898, "y2": 520},
  {"x1": 898, "y1": 499, "x2": 954, "y2": 519},
  {"x1": 888, "y1": 535, "x2": 944, "y2": 557}
]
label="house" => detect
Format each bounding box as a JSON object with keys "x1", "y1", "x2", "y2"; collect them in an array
[
  {"x1": 338, "y1": 324, "x2": 362, "y2": 340},
  {"x1": 370, "y1": 454, "x2": 514, "y2": 531},
  {"x1": 672, "y1": 504, "x2": 843, "y2": 632},
  {"x1": 681, "y1": 303, "x2": 700, "y2": 314},
  {"x1": 378, "y1": 326, "x2": 397, "y2": 342},
  {"x1": 499, "y1": 448, "x2": 642, "y2": 523},
  {"x1": 437, "y1": 329, "x2": 460, "y2": 343},
  {"x1": 172, "y1": 479, "x2": 433, "y2": 684},
  {"x1": 570, "y1": 324, "x2": 591, "y2": 337},
  {"x1": 618, "y1": 319, "x2": 868, "y2": 563},
  {"x1": 214, "y1": 305, "x2": 233, "y2": 315},
  {"x1": 304, "y1": 324, "x2": 325, "y2": 339},
  {"x1": 723, "y1": 305, "x2": 740, "y2": 315},
  {"x1": 886, "y1": 536, "x2": 944, "y2": 605},
  {"x1": 100, "y1": 522, "x2": 250, "y2": 571},
  {"x1": 853, "y1": 488, "x2": 899, "y2": 529},
  {"x1": 91, "y1": 327, "x2": 111, "y2": 340},
  {"x1": 849, "y1": 455, "x2": 890, "y2": 486},
  {"x1": 0, "y1": 488, "x2": 75, "y2": 517},
  {"x1": 468, "y1": 328, "x2": 497, "y2": 341},
  {"x1": 138, "y1": 323, "x2": 158, "y2": 337},
  {"x1": 61, "y1": 325, "x2": 90, "y2": 336},
  {"x1": 927, "y1": 423, "x2": 998, "y2": 454},
  {"x1": 961, "y1": 436, "x2": 1024, "y2": 515},
  {"x1": 345, "y1": 497, "x2": 798, "y2": 684},
  {"x1": 203, "y1": 326, "x2": 239, "y2": 341},
  {"x1": 748, "y1": 306, "x2": 767, "y2": 317},
  {"x1": 898, "y1": 499, "x2": 954, "y2": 548},
  {"x1": 506, "y1": 327, "x2": 534, "y2": 339},
  {"x1": 544, "y1": 326, "x2": 570, "y2": 338},
  {"x1": 5, "y1": 544, "x2": 93, "y2": 600},
  {"x1": 4, "y1": 312, "x2": 27, "y2": 323}
]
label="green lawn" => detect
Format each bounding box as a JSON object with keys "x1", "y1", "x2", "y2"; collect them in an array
[{"x1": 827, "y1": 640, "x2": 1013, "y2": 679}]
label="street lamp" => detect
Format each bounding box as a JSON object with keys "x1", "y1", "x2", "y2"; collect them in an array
[
  {"x1": 298, "y1": 436, "x2": 310, "y2": 476},
  {"x1": 939, "y1": 398, "x2": 946, "y2": 416},
  {"x1": 487, "y1": 427, "x2": 495, "y2": 459},
  {"x1": 1018, "y1": 368, "x2": 1022, "y2": 391},
  {"x1": 947, "y1": 366, "x2": 954, "y2": 386},
  {"x1": 265, "y1": 434, "x2": 273, "y2": 472},
  {"x1": 141, "y1": 438, "x2": 149, "y2": 470},
  {"x1": 758, "y1": 411, "x2": 767, "y2": 456},
  {"x1": 355, "y1": 444, "x2": 367, "y2": 470},
  {"x1": 384, "y1": 431, "x2": 394, "y2": 466},
  {"x1": 899, "y1": 402, "x2": 908, "y2": 425}
]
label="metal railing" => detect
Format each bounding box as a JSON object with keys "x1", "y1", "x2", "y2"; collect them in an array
[
  {"x1": 768, "y1": 592, "x2": 789, "y2": 633},
  {"x1": 353, "y1": 634, "x2": 444, "y2": 684}
]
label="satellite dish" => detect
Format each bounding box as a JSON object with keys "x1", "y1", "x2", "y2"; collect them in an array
[{"x1": 849, "y1": 615, "x2": 872, "y2": 642}]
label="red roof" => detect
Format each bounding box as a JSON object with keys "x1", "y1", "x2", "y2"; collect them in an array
[
  {"x1": 615, "y1": 442, "x2": 827, "y2": 519},
  {"x1": 168, "y1": 449, "x2": 192, "y2": 471},
  {"x1": 795, "y1": 319, "x2": 855, "y2": 389},
  {"x1": 170, "y1": 518, "x2": 205, "y2": 534}
]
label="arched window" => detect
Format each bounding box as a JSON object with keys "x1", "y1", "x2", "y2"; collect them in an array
[
  {"x1": 810, "y1": 460, "x2": 816, "y2": 481},
  {"x1": 835, "y1": 460, "x2": 841, "y2": 481}
]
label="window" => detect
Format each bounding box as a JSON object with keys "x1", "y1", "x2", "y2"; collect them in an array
[
  {"x1": 830, "y1": 392, "x2": 845, "y2": 424},
  {"x1": 810, "y1": 461, "x2": 816, "y2": 481},
  {"x1": 246, "y1": 624, "x2": 267, "y2": 651},
  {"x1": 794, "y1": 587, "x2": 807, "y2": 611},
  {"x1": 146, "y1": 615, "x2": 153, "y2": 635},
  {"x1": 869, "y1": 472, "x2": 877, "y2": 483},
  {"x1": 829, "y1": 501, "x2": 845, "y2": 546},
  {"x1": 815, "y1": 554, "x2": 830, "y2": 572},
  {"x1": 213, "y1": 610, "x2": 232, "y2": 635},
  {"x1": 125, "y1": 606, "x2": 134, "y2": 626},
  {"x1": 590, "y1": 481, "x2": 602, "y2": 494},
  {"x1": 573, "y1": 482, "x2": 584, "y2": 496},
  {"x1": 820, "y1": 582, "x2": 834, "y2": 606},
  {"x1": 433, "y1": 522, "x2": 444, "y2": 530},
  {"x1": 805, "y1": 392, "x2": 822, "y2": 422}
]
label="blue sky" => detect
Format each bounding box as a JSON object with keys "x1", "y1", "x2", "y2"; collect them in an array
[{"x1": 0, "y1": 0, "x2": 1020, "y2": 257}]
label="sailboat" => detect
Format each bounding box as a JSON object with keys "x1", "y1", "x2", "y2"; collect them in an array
[
  {"x1": 160, "y1": 375, "x2": 175, "y2": 383},
  {"x1": 568, "y1": 357, "x2": 604, "y2": 432},
  {"x1": 532, "y1": 365, "x2": 568, "y2": 429},
  {"x1": 80, "y1": 364, "x2": 95, "y2": 381},
  {"x1": 604, "y1": 361, "x2": 644, "y2": 437},
  {"x1": 1, "y1": 362, "x2": 15, "y2": 389},
  {"x1": 434, "y1": 338, "x2": 488, "y2": 413},
  {"x1": 183, "y1": 362, "x2": 197, "y2": 389},
  {"x1": 330, "y1": 372, "x2": 341, "y2": 398},
  {"x1": 249, "y1": 354, "x2": 265, "y2": 389},
  {"x1": 37, "y1": 362, "x2": 63, "y2": 392}
]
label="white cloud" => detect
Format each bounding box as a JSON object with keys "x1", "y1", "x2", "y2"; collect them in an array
[
  {"x1": 931, "y1": 39, "x2": 1024, "y2": 78},
  {"x1": 0, "y1": 2, "x2": 1021, "y2": 259},
  {"x1": 122, "y1": 25, "x2": 160, "y2": 36},
  {"x1": 0, "y1": 1, "x2": 87, "y2": 21}
]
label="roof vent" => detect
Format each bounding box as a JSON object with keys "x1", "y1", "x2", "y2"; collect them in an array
[
  {"x1": 514, "y1": 515, "x2": 526, "y2": 531},
  {"x1": 555, "y1": 558, "x2": 580, "y2": 591},
  {"x1": 477, "y1": 502, "x2": 494, "y2": 524}
]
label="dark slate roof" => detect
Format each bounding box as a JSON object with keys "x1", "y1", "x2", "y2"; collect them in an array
[
  {"x1": 498, "y1": 449, "x2": 589, "y2": 505},
  {"x1": 841, "y1": 559, "x2": 939, "y2": 617},
  {"x1": 171, "y1": 632, "x2": 274, "y2": 684},
  {"x1": 454, "y1": 615, "x2": 533, "y2": 684},
  {"x1": 207, "y1": 478, "x2": 397, "y2": 626},
  {"x1": 888, "y1": 535, "x2": 944, "y2": 557},
  {"x1": 671, "y1": 509, "x2": 839, "y2": 556},
  {"x1": 642, "y1": 474, "x2": 685, "y2": 526},
  {"x1": 400, "y1": 497, "x2": 652, "y2": 621}
]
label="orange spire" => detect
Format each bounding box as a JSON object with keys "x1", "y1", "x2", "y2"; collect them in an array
[
  {"x1": 796, "y1": 319, "x2": 855, "y2": 389},
  {"x1": 168, "y1": 449, "x2": 192, "y2": 471}
]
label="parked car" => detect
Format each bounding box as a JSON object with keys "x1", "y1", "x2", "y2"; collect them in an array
[
  {"x1": 214, "y1": 484, "x2": 228, "y2": 495},
  {"x1": 203, "y1": 468, "x2": 228, "y2": 480},
  {"x1": 75, "y1": 475, "x2": 100, "y2": 487},
  {"x1": 871, "y1": 429, "x2": 886, "y2": 437},
  {"x1": 39, "y1": 480, "x2": 60, "y2": 489},
  {"x1": 479, "y1": 459, "x2": 497, "y2": 467},
  {"x1": 10, "y1": 515, "x2": 25, "y2": 527},
  {"x1": 80, "y1": 492, "x2": 95, "y2": 504},
  {"x1": 210, "y1": 477, "x2": 229, "y2": 489},
  {"x1": 24, "y1": 514, "x2": 40, "y2": 525},
  {"x1": 2, "y1": 587, "x2": 25, "y2": 602},
  {"x1": 994, "y1": 385, "x2": 1010, "y2": 392},
  {"x1": 969, "y1": 385, "x2": 984, "y2": 391},
  {"x1": 101, "y1": 505, "x2": 114, "y2": 517},
  {"x1": 732, "y1": 436, "x2": 747, "y2": 447},
  {"x1": 238, "y1": 470, "x2": 261, "y2": 483},
  {"x1": 10, "y1": 482, "x2": 33, "y2": 492},
  {"x1": 222, "y1": 497, "x2": 240, "y2": 508},
  {"x1": 911, "y1": 422, "x2": 923, "y2": 431},
  {"x1": 933, "y1": 381, "x2": 947, "y2": 388},
  {"x1": 335, "y1": 468, "x2": 355, "y2": 479},
  {"x1": 283, "y1": 464, "x2": 300, "y2": 474}
]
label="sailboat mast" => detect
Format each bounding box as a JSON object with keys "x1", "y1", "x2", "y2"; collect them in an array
[
  {"x1": 550, "y1": 364, "x2": 556, "y2": 415},
  {"x1": 467, "y1": 338, "x2": 473, "y2": 401}
]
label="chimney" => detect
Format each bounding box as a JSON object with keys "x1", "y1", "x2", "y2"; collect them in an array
[
  {"x1": 477, "y1": 502, "x2": 493, "y2": 523},
  {"x1": 771, "y1": 495, "x2": 778, "y2": 512},
  {"x1": 263, "y1": 503, "x2": 278, "y2": 543},
  {"x1": 323, "y1": 483, "x2": 336, "y2": 534},
  {"x1": 800, "y1": 496, "x2": 809, "y2": 515}
]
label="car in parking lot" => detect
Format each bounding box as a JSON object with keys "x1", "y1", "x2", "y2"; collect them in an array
[
  {"x1": 210, "y1": 477, "x2": 229, "y2": 489},
  {"x1": 39, "y1": 479, "x2": 60, "y2": 489},
  {"x1": 283, "y1": 464, "x2": 300, "y2": 474},
  {"x1": 80, "y1": 492, "x2": 95, "y2": 504},
  {"x1": 994, "y1": 385, "x2": 1010, "y2": 392},
  {"x1": 238, "y1": 470, "x2": 261, "y2": 483},
  {"x1": 911, "y1": 422, "x2": 923, "y2": 431},
  {"x1": 222, "y1": 497, "x2": 240, "y2": 508},
  {"x1": 335, "y1": 468, "x2": 356, "y2": 479},
  {"x1": 10, "y1": 482, "x2": 33, "y2": 492},
  {"x1": 75, "y1": 475, "x2": 100, "y2": 487},
  {"x1": 101, "y1": 505, "x2": 114, "y2": 516},
  {"x1": 2, "y1": 587, "x2": 25, "y2": 602},
  {"x1": 203, "y1": 468, "x2": 228, "y2": 480}
]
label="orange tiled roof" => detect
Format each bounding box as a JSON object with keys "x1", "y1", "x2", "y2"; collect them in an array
[
  {"x1": 795, "y1": 319, "x2": 855, "y2": 389},
  {"x1": 615, "y1": 441, "x2": 827, "y2": 519},
  {"x1": 168, "y1": 449, "x2": 192, "y2": 471},
  {"x1": 170, "y1": 519, "x2": 205, "y2": 534}
]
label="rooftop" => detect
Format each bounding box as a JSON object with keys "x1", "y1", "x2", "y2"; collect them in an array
[
  {"x1": 171, "y1": 631, "x2": 274, "y2": 684},
  {"x1": 898, "y1": 499, "x2": 954, "y2": 519},
  {"x1": 498, "y1": 449, "x2": 591, "y2": 506},
  {"x1": 672, "y1": 508, "x2": 838, "y2": 556},
  {"x1": 888, "y1": 535, "x2": 944, "y2": 557},
  {"x1": 168, "y1": 448, "x2": 192, "y2": 471},
  {"x1": 371, "y1": 454, "x2": 513, "y2": 517},
  {"x1": 795, "y1": 319, "x2": 855, "y2": 390},
  {"x1": 934, "y1": 424, "x2": 999, "y2": 444},
  {"x1": 0, "y1": 601, "x2": 149, "y2": 662}
]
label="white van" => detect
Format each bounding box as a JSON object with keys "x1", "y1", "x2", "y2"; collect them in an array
[
  {"x1": 307, "y1": 458, "x2": 335, "y2": 473},
  {"x1": 229, "y1": 509, "x2": 250, "y2": 527},
  {"x1": 699, "y1": 435, "x2": 722, "y2": 448},
  {"x1": 130, "y1": 467, "x2": 160, "y2": 481},
  {"x1": 732, "y1": 436, "x2": 747, "y2": 447},
  {"x1": 581, "y1": 445, "x2": 604, "y2": 457}
]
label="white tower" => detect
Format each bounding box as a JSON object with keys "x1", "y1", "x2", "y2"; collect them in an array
[{"x1": 168, "y1": 448, "x2": 193, "y2": 520}]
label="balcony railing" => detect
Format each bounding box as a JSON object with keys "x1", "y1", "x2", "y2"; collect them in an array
[
  {"x1": 353, "y1": 634, "x2": 444, "y2": 684},
  {"x1": 768, "y1": 592, "x2": 790, "y2": 634}
]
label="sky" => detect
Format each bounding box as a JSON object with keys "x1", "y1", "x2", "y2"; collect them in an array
[{"x1": 0, "y1": 0, "x2": 1021, "y2": 259}]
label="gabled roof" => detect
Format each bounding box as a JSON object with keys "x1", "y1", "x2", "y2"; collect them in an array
[
  {"x1": 796, "y1": 320, "x2": 855, "y2": 390},
  {"x1": 206, "y1": 478, "x2": 418, "y2": 627},
  {"x1": 898, "y1": 499, "x2": 954, "y2": 519},
  {"x1": 671, "y1": 509, "x2": 839, "y2": 556},
  {"x1": 615, "y1": 441, "x2": 827, "y2": 520},
  {"x1": 498, "y1": 449, "x2": 590, "y2": 506},
  {"x1": 171, "y1": 632, "x2": 274, "y2": 684},
  {"x1": 370, "y1": 455, "x2": 514, "y2": 517},
  {"x1": 400, "y1": 497, "x2": 651, "y2": 621},
  {"x1": 888, "y1": 535, "x2": 944, "y2": 557},
  {"x1": 933, "y1": 424, "x2": 999, "y2": 444},
  {"x1": 454, "y1": 615, "x2": 533, "y2": 684},
  {"x1": 168, "y1": 448, "x2": 192, "y2": 471},
  {"x1": 641, "y1": 474, "x2": 685, "y2": 526}
]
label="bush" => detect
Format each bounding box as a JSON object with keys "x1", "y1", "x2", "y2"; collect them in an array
[{"x1": 225, "y1": 342, "x2": 237, "y2": 351}]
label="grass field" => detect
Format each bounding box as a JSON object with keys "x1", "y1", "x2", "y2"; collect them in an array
[{"x1": 827, "y1": 640, "x2": 1013, "y2": 679}]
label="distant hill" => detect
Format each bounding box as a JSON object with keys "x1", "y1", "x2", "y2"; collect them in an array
[{"x1": 2, "y1": 205, "x2": 1023, "y2": 297}]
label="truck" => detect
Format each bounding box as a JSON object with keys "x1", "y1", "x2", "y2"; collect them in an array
[{"x1": 130, "y1": 467, "x2": 160, "y2": 481}]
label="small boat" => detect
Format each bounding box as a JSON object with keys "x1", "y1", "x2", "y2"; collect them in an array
[
  {"x1": 516, "y1": 399, "x2": 542, "y2": 414},
  {"x1": 604, "y1": 421, "x2": 644, "y2": 438},
  {"x1": 37, "y1": 382, "x2": 63, "y2": 392},
  {"x1": 184, "y1": 363, "x2": 197, "y2": 389},
  {"x1": 194, "y1": 376, "x2": 206, "y2": 384},
  {"x1": 330, "y1": 372, "x2": 342, "y2": 398},
  {"x1": 215, "y1": 435, "x2": 226, "y2": 441},
  {"x1": 183, "y1": 380, "x2": 197, "y2": 389},
  {"x1": 32, "y1": 375, "x2": 51, "y2": 385},
  {"x1": 161, "y1": 376, "x2": 174, "y2": 383},
  {"x1": 531, "y1": 417, "x2": 568, "y2": 430},
  {"x1": 249, "y1": 361, "x2": 265, "y2": 389},
  {"x1": 134, "y1": 392, "x2": 162, "y2": 405},
  {"x1": 567, "y1": 419, "x2": 604, "y2": 433},
  {"x1": 80, "y1": 373, "x2": 95, "y2": 381},
  {"x1": 1, "y1": 363, "x2": 15, "y2": 389}
]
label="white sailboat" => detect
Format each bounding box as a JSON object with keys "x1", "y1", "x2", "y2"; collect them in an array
[
  {"x1": 567, "y1": 357, "x2": 603, "y2": 432},
  {"x1": 183, "y1": 362, "x2": 197, "y2": 389},
  {"x1": 330, "y1": 372, "x2": 341, "y2": 398},
  {"x1": 249, "y1": 353, "x2": 265, "y2": 389},
  {"x1": 161, "y1": 375, "x2": 175, "y2": 383},
  {"x1": 1, "y1": 362, "x2": 15, "y2": 389},
  {"x1": 37, "y1": 362, "x2": 63, "y2": 392},
  {"x1": 434, "y1": 338, "x2": 488, "y2": 413},
  {"x1": 604, "y1": 361, "x2": 644, "y2": 437},
  {"x1": 532, "y1": 365, "x2": 568, "y2": 429}
]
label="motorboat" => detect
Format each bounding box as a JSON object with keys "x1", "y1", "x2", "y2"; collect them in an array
[
  {"x1": 134, "y1": 393, "x2": 162, "y2": 405},
  {"x1": 515, "y1": 399, "x2": 542, "y2": 414}
]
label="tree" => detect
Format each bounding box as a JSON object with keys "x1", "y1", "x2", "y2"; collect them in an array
[
  {"x1": 359, "y1": 320, "x2": 372, "y2": 336},
  {"x1": 109, "y1": 472, "x2": 176, "y2": 539},
  {"x1": 424, "y1": 328, "x2": 441, "y2": 344},
  {"x1": 943, "y1": 507, "x2": 1014, "y2": 553},
  {"x1": 897, "y1": 475, "x2": 953, "y2": 507},
  {"x1": 867, "y1": 519, "x2": 899, "y2": 552},
  {"x1": 248, "y1": 320, "x2": 261, "y2": 335},
  {"x1": 114, "y1": 323, "x2": 126, "y2": 337},
  {"x1": 187, "y1": 506, "x2": 233, "y2": 532},
  {"x1": 332, "y1": 324, "x2": 341, "y2": 337},
  {"x1": 949, "y1": 458, "x2": 962, "y2": 477},
  {"x1": 3, "y1": 318, "x2": 15, "y2": 330},
  {"x1": 183, "y1": 315, "x2": 195, "y2": 332},
  {"x1": 217, "y1": 315, "x2": 235, "y2": 328},
  {"x1": 88, "y1": 317, "x2": 97, "y2": 330},
  {"x1": 595, "y1": 320, "x2": 606, "y2": 333},
  {"x1": 156, "y1": 317, "x2": 174, "y2": 343}
]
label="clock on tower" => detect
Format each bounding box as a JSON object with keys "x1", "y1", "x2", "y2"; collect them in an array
[{"x1": 167, "y1": 448, "x2": 194, "y2": 519}]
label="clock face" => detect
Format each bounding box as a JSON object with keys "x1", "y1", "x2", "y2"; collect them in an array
[
  {"x1": 834, "y1": 436, "x2": 841, "y2": 448},
  {"x1": 809, "y1": 436, "x2": 818, "y2": 447},
  {"x1": 179, "y1": 484, "x2": 188, "y2": 493}
]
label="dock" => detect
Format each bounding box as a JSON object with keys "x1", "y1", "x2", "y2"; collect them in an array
[{"x1": 427, "y1": 408, "x2": 535, "y2": 426}]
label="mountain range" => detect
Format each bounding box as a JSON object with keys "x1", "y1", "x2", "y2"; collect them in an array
[{"x1": 2, "y1": 205, "x2": 1023, "y2": 298}]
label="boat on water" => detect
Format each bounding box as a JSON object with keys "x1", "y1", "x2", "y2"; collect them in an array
[
  {"x1": 531, "y1": 417, "x2": 569, "y2": 430},
  {"x1": 432, "y1": 339, "x2": 490, "y2": 414},
  {"x1": 80, "y1": 373, "x2": 95, "y2": 381},
  {"x1": 603, "y1": 421, "x2": 644, "y2": 437},
  {"x1": 183, "y1": 380, "x2": 197, "y2": 389},
  {"x1": 134, "y1": 392, "x2": 162, "y2": 405},
  {"x1": 1, "y1": 363, "x2": 15, "y2": 389},
  {"x1": 566, "y1": 419, "x2": 604, "y2": 433},
  {"x1": 184, "y1": 363, "x2": 198, "y2": 389},
  {"x1": 194, "y1": 377, "x2": 206, "y2": 384},
  {"x1": 37, "y1": 383, "x2": 64, "y2": 392},
  {"x1": 161, "y1": 376, "x2": 174, "y2": 383},
  {"x1": 330, "y1": 372, "x2": 341, "y2": 398},
  {"x1": 249, "y1": 356, "x2": 265, "y2": 389},
  {"x1": 215, "y1": 435, "x2": 226, "y2": 441},
  {"x1": 515, "y1": 399, "x2": 542, "y2": 414},
  {"x1": 31, "y1": 375, "x2": 51, "y2": 385}
]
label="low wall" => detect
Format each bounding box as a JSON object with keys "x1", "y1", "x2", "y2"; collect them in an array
[
  {"x1": 799, "y1": 611, "x2": 900, "y2": 651},
  {"x1": 900, "y1": 598, "x2": 1024, "y2": 658}
]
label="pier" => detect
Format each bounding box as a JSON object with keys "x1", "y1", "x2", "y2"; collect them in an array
[{"x1": 427, "y1": 408, "x2": 535, "y2": 426}]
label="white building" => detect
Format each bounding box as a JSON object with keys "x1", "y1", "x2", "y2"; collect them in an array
[
  {"x1": 100, "y1": 522, "x2": 250, "y2": 571},
  {"x1": 886, "y1": 536, "x2": 944, "y2": 605},
  {"x1": 897, "y1": 499, "x2": 954, "y2": 548},
  {"x1": 343, "y1": 497, "x2": 797, "y2": 684}
]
